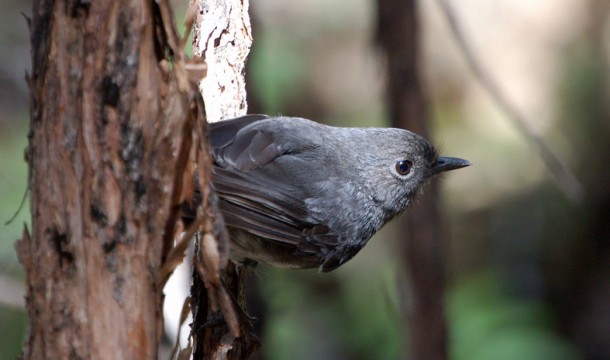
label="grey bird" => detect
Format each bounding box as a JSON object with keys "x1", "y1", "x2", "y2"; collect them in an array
[{"x1": 209, "y1": 115, "x2": 470, "y2": 272}]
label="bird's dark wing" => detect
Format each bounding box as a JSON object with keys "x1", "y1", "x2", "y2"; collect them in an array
[
  {"x1": 209, "y1": 116, "x2": 341, "y2": 268},
  {"x1": 208, "y1": 114, "x2": 270, "y2": 150}
]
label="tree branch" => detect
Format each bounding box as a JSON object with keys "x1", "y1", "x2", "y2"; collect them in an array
[
  {"x1": 436, "y1": 0, "x2": 583, "y2": 202},
  {"x1": 188, "y1": 0, "x2": 257, "y2": 358}
]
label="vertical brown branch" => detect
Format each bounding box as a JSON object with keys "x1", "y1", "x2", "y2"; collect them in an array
[
  {"x1": 376, "y1": 0, "x2": 447, "y2": 359},
  {"x1": 189, "y1": 0, "x2": 256, "y2": 358},
  {"x1": 17, "y1": 1, "x2": 190, "y2": 358}
]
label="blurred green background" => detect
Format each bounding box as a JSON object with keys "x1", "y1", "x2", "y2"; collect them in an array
[{"x1": 1, "y1": 0, "x2": 609, "y2": 359}]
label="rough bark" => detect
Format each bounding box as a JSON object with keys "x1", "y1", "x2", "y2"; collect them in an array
[
  {"x1": 17, "y1": 1, "x2": 194, "y2": 358},
  {"x1": 376, "y1": 0, "x2": 448, "y2": 359}
]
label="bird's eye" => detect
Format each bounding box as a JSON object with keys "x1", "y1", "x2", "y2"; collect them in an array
[{"x1": 395, "y1": 160, "x2": 413, "y2": 176}]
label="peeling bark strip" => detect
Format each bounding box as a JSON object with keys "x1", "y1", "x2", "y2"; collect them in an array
[{"x1": 18, "y1": 1, "x2": 193, "y2": 358}]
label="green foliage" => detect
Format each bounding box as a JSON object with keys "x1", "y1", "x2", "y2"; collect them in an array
[
  {"x1": 0, "y1": 119, "x2": 28, "y2": 269},
  {"x1": 0, "y1": 307, "x2": 26, "y2": 360},
  {"x1": 448, "y1": 271, "x2": 580, "y2": 360},
  {"x1": 259, "y1": 262, "x2": 403, "y2": 360},
  {"x1": 0, "y1": 119, "x2": 28, "y2": 360},
  {"x1": 249, "y1": 28, "x2": 308, "y2": 114}
]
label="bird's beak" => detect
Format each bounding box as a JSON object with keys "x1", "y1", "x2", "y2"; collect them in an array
[{"x1": 431, "y1": 156, "x2": 471, "y2": 175}]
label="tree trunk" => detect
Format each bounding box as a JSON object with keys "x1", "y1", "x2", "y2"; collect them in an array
[
  {"x1": 189, "y1": 0, "x2": 257, "y2": 358},
  {"x1": 376, "y1": 0, "x2": 448, "y2": 359},
  {"x1": 17, "y1": 1, "x2": 192, "y2": 358}
]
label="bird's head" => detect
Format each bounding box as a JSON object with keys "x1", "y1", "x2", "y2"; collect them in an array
[{"x1": 357, "y1": 128, "x2": 470, "y2": 213}]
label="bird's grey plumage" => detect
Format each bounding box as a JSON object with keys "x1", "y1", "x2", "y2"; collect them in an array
[{"x1": 209, "y1": 115, "x2": 470, "y2": 271}]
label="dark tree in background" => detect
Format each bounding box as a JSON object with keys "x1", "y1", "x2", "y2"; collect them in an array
[{"x1": 377, "y1": 0, "x2": 447, "y2": 359}]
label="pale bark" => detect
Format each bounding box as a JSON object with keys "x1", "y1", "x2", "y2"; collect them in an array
[
  {"x1": 193, "y1": 0, "x2": 252, "y2": 123},
  {"x1": 189, "y1": 0, "x2": 256, "y2": 358}
]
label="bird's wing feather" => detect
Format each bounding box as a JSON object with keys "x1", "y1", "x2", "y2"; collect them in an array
[
  {"x1": 210, "y1": 116, "x2": 341, "y2": 264},
  {"x1": 208, "y1": 114, "x2": 270, "y2": 150}
]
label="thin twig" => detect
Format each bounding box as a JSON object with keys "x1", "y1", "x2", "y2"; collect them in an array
[
  {"x1": 159, "y1": 217, "x2": 202, "y2": 287},
  {"x1": 5, "y1": 186, "x2": 28, "y2": 225},
  {"x1": 436, "y1": 0, "x2": 583, "y2": 202}
]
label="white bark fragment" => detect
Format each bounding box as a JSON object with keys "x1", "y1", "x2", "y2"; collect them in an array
[{"x1": 192, "y1": 0, "x2": 252, "y2": 123}]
